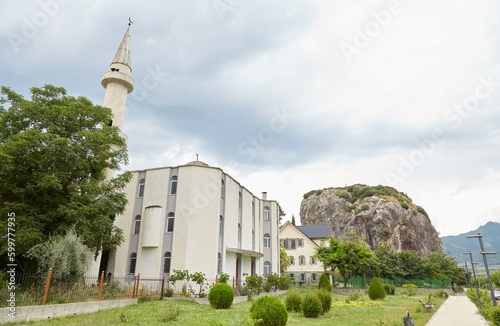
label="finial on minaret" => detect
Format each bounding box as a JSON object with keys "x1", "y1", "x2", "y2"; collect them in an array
[{"x1": 128, "y1": 17, "x2": 133, "y2": 26}]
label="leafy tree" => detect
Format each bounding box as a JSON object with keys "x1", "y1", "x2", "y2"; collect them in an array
[
  {"x1": 315, "y1": 234, "x2": 375, "y2": 287},
  {"x1": 397, "y1": 251, "x2": 425, "y2": 279},
  {"x1": 374, "y1": 242, "x2": 400, "y2": 279},
  {"x1": 27, "y1": 228, "x2": 92, "y2": 279},
  {"x1": 279, "y1": 243, "x2": 290, "y2": 273},
  {"x1": 0, "y1": 85, "x2": 131, "y2": 268}
]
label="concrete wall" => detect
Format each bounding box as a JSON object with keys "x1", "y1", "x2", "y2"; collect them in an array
[{"x1": 0, "y1": 299, "x2": 137, "y2": 324}]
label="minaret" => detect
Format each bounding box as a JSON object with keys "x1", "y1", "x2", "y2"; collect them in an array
[{"x1": 101, "y1": 21, "x2": 134, "y2": 136}]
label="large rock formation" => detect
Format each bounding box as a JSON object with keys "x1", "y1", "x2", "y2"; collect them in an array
[{"x1": 300, "y1": 184, "x2": 443, "y2": 256}]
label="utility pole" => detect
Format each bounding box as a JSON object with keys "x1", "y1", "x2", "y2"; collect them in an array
[
  {"x1": 464, "y1": 252, "x2": 482, "y2": 310},
  {"x1": 463, "y1": 262, "x2": 470, "y2": 288},
  {"x1": 468, "y1": 234, "x2": 497, "y2": 307}
]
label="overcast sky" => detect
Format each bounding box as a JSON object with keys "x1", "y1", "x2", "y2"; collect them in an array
[{"x1": 2, "y1": 0, "x2": 500, "y2": 237}]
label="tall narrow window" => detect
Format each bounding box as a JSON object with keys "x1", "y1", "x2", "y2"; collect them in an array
[
  {"x1": 133, "y1": 215, "x2": 141, "y2": 235},
  {"x1": 238, "y1": 223, "x2": 242, "y2": 244},
  {"x1": 217, "y1": 252, "x2": 222, "y2": 274},
  {"x1": 166, "y1": 212, "x2": 174, "y2": 232},
  {"x1": 299, "y1": 255, "x2": 305, "y2": 265},
  {"x1": 138, "y1": 179, "x2": 145, "y2": 197},
  {"x1": 263, "y1": 233, "x2": 271, "y2": 248},
  {"x1": 252, "y1": 230, "x2": 255, "y2": 250},
  {"x1": 290, "y1": 256, "x2": 295, "y2": 265},
  {"x1": 310, "y1": 256, "x2": 316, "y2": 265},
  {"x1": 290, "y1": 239, "x2": 296, "y2": 250},
  {"x1": 263, "y1": 206, "x2": 270, "y2": 221},
  {"x1": 163, "y1": 252, "x2": 171, "y2": 274},
  {"x1": 219, "y1": 216, "x2": 224, "y2": 236},
  {"x1": 238, "y1": 192, "x2": 242, "y2": 210},
  {"x1": 129, "y1": 253, "x2": 137, "y2": 274},
  {"x1": 170, "y1": 176, "x2": 177, "y2": 195},
  {"x1": 221, "y1": 180, "x2": 225, "y2": 199},
  {"x1": 252, "y1": 201, "x2": 255, "y2": 217},
  {"x1": 264, "y1": 261, "x2": 271, "y2": 275}
]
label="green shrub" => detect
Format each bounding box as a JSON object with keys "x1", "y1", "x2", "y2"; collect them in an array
[
  {"x1": 218, "y1": 272, "x2": 230, "y2": 284},
  {"x1": 383, "y1": 283, "x2": 396, "y2": 295},
  {"x1": 368, "y1": 276, "x2": 386, "y2": 300},
  {"x1": 208, "y1": 283, "x2": 234, "y2": 309},
  {"x1": 302, "y1": 293, "x2": 322, "y2": 318},
  {"x1": 346, "y1": 290, "x2": 362, "y2": 303},
  {"x1": 490, "y1": 306, "x2": 500, "y2": 326},
  {"x1": 402, "y1": 283, "x2": 418, "y2": 296},
  {"x1": 315, "y1": 289, "x2": 332, "y2": 314},
  {"x1": 247, "y1": 274, "x2": 264, "y2": 294},
  {"x1": 285, "y1": 291, "x2": 302, "y2": 312},
  {"x1": 435, "y1": 289, "x2": 449, "y2": 299},
  {"x1": 318, "y1": 273, "x2": 331, "y2": 292},
  {"x1": 277, "y1": 274, "x2": 290, "y2": 290},
  {"x1": 400, "y1": 201, "x2": 409, "y2": 209},
  {"x1": 250, "y1": 296, "x2": 288, "y2": 326}
]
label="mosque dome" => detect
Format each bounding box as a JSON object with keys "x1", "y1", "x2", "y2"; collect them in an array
[{"x1": 184, "y1": 160, "x2": 209, "y2": 167}]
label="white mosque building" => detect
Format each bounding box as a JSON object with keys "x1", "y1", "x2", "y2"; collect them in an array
[{"x1": 96, "y1": 24, "x2": 281, "y2": 282}]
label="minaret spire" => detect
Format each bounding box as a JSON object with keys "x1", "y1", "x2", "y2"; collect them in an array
[{"x1": 101, "y1": 20, "x2": 135, "y2": 131}]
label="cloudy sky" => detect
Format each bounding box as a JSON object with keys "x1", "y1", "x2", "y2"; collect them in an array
[{"x1": 2, "y1": 0, "x2": 500, "y2": 237}]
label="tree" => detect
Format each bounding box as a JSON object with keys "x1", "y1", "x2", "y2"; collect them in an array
[
  {"x1": 27, "y1": 228, "x2": 92, "y2": 279},
  {"x1": 280, "y1": 244, "x2": 290, "y2": 273},
  {"x1": 315, "y1": 234, "x2": 375, "y2": 287},
  {"x1": 0, "y1": 85, "x2": 131, "y2": 269},
  {"x1": 291, "y1": 214, "x2": 296, "y2": 226}
]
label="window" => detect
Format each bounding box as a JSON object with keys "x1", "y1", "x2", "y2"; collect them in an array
[
  {"x1": 312, "y1": 273, "x2": 317, "y2": 282},
  {"x1": 298, "y1": 238, "x2": 304, "y2": 247},
  {"x1": 133, "y1": 215, "x2": 141, "y2": 235},
  {"x1": 264, "y1": 261, "x2": 271, "y2": 275},
  {"x1": 300, "y1": 273, "x2": 305, "y2": 282},
  {"x1": 299, "y1": 255, "x2": 305, "y2": 265},
  {"x1": 217, "y1": 253, "x2": 222, "y2": 274},
  {"x1": 138, "y1": 179, "x2": 145, "y2": 197},
  {"x1": 129, "y1": 253, "x2": 137, "y2": 274},
  {"x1": 163, "y1": 252, "x2": 171, "y2": 274},
  {"x1": 166, "y1": 212, "x2": 174, "y2": 232},
  {"x1": 263, "y1": 206, "x2": 270, "y2": 220},
  {"x1": 221, "y1": 180, "x2": 225, "y2": 199},
  {"x1": 310, "y1": 256, "x2": 317, "y2": 265},
  {"x1": 282, "y1": 239, "x2": 288, "y2": 249},
  {"x1": 252, "y1": 201, "x2": 255, "y2": 217},
  {"x1": 290, "y1": 256, "x2": 295, "y2": 265},
  {"x1": 263, "y1": 233, "x2": 271, "y2": 248},
  {"x1": 219, "y1": 216, "x2": 224, "y2": 236},
  {"x1": 290, "y1": 239, "x2": 296, "y2": 250},
  {"x1": 238, "y1": 192, "x2": 242, "y2": 209},
  {"x1": 289, "y1": 273, "x2": 294, "y2": 279},
  {"x1": 238, "y1": 223, "x2": 241, "y2": 243},
  {"x1": 252, "y1": 230, "x2": 255, "y2": 250},
  {"x1": 170, "y1": 176, "x2": 177, "y2": 195}
]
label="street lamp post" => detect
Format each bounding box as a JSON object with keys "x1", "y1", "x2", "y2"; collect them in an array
[
  {"x1": 468, "y1": 234, "x2": 497, "y2": 307},
  {"x1": 464, "y1": 252, "x2": 482, "y2": 310}
]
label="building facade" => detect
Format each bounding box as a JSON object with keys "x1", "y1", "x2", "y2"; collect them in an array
[
  {"x1": 279, "y1": 222, "x2": 332, "y2": 284},
  {"x1": 97, "y1": 24, "x2": 281, "y2": 282}
]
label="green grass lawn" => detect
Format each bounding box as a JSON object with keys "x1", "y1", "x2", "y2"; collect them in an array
[{"x1": 5, "y1": 288, "x2": 446, "y2": 326}]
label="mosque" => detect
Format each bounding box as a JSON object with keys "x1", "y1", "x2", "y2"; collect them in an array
[{"x1": 94, "y1": 23, "x2": 281, "y2": 282}]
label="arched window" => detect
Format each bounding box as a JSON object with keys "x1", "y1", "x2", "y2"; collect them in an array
[
  {"x1": 290, "y1": 256, "x2": 295, "y2": 265},
  {"x1": 299, "y1": 255, "x2": 305, "y2": 265},
  {"x1": 170, "y1": 176, "x2": 178, "y2": 195},
  {"x1": 263, "y1": 206, "x2": 270, "y2": 220},
  {"x1": 310, "y1": 256, "x2": 317, "y2": 265},
  {"x1": 129, "y1": 253, "x2": 137, "y2": 274},
  {"x1": 221, "y1": 180, "x2": 225, "y2": 199},
  {"x1": 217, "y1": 252, "x2": 222, "y2": 274},
  {"x1": 163, "y1": 252, "x2": 171, "y2": 274},
  {"x1": 263, "y1": 233, "x2": 271, "y2": 248},
  {"x1": 166, "y1": 212, "x2": 174, "y2": 232},
  {"x1": 264, "y1": 261, "x2": 271, "y2": 275},
  {"x1": 133, "y1": 215, "x2": 141, "y2": 235},
  {"x1": 138, "y1": 179, "x2": 145, "y2": 197},
  {"x1": 238, "y1": 223, "x2": 241, "y2": 243}
]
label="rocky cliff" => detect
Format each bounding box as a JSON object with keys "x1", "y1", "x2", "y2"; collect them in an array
[{"x1": 300, "y1": 184, "x2": 443, "y2": 256}]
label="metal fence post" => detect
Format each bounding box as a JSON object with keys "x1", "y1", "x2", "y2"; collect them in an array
[
  {"x1": 160, "y1": 275, "x2": 165, "y2": 300},
  {"x1": 41, "y1": 268, "x2": 53, "y2": 305}
]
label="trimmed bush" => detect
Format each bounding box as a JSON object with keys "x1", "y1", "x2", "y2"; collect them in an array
[
  {"x1": 368, "y1": 276, "x2": 386, "y2": 300},
  {"x1": 318, "y1": 273, "x2": 331, "y2": 292},
  {"x1": 490, "y1": 306, "x2": 500, "y2": 326},
  {"x1": 208, "y1": 283, "x2": 234, "y2": 309},
  {"x1": 302, "y1": 293, "x2": 322, "y2": 318},
  {"x1": 316, "y1": 289, "x2": 332, "y2": 314},
  {"x1": 402, "y1": 283, "x2": 418, "y2": 296},
  {"x1": 383, "y1": 283, "x2": 396, "y2": 295},
  {"x1": 285, "y1": 291, "x2": 302, "y2": 312},
  {"x1": 250, "y1": 296, "x2": 288, "y2": 326}
]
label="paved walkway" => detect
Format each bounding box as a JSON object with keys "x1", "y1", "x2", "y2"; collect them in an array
[{"x1": 426, "y1": 293, "x2": 489, "y2": 326}]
